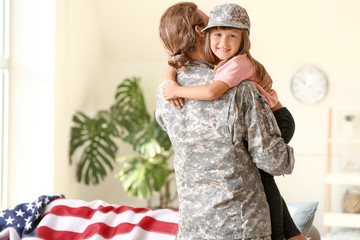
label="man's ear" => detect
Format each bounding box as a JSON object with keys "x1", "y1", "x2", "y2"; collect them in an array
[{"x1": 195, "y1": 26, "x2": 205, "y2": 38}]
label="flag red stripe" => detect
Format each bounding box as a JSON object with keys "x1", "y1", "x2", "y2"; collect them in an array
[
  {"x1": 44, "y1": 205, "x2": 150, "y2": 219},
  {"x1": 37, "y1": 216, "x2": 178, "y2": 239}
]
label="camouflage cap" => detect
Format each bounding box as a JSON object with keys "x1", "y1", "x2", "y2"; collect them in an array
[{"x1": 202, "y1": 3, "x2": 250, "y2": 33}]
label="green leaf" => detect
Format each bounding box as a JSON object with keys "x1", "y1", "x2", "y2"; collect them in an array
[{"x1": 70, "y1": 111, "x2": 118, "y2": 185}]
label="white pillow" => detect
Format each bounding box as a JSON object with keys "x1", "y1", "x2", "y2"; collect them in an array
[{"x1": 287, "y1": 201, "x2": 319, "y2": 236}]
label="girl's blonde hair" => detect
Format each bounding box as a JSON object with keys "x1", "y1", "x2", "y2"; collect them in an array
[
  {"x1": 159, "y1": 2, "x2": 206, "y2": 69},
  {"x1": 204, "y1": 27, "x2": 267, "y2": 83}
]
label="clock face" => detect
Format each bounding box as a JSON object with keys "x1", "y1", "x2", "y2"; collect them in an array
[{"x1": 291, "y1": 66, "x2": 328, "y2": 105}]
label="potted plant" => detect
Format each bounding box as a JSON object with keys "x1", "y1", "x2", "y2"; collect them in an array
[{"x1": 69, "y1": 77, "x2": 176, "y2": 208}]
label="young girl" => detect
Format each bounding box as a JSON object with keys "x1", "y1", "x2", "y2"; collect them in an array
[{"x1": 162, "y1": 3, "x2": 307, "y2": 240}]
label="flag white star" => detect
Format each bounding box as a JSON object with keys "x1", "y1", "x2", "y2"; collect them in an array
[
  {"x1": 35, "y1": 199, "x2": 42, "y2": 208},
  {"x1": 5, "y1": 216, "x2": 14, "y2": 225},
  {"x1": 25, "y1": 216, "x2": 32, "y2": 223},
  {"x1": 0, "y1": 211, "x2": 5, "y2": 218},
  {"x1": 35, "y1": 211, "x2": 41, "y2": 220},
  {"x1": 25, "y1": 221, "x2": 32, "y2": 230},
  {"x1": 26, "y1": 203, "x2": 34, "y2": 212},
  {"x1": 15, "y1": 208, "x2": 25, "y2": 217},
  {"x1": 44, "y1": 196, "x2": 50, "y2": 204}
]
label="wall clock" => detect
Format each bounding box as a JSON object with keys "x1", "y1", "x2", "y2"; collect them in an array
[{"x1": 290, "y1": 65, "x2": 328, "y2": 105}]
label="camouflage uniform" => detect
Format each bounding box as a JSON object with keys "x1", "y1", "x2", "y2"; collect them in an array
[{"x1": 155, "y1": 60, "x2": 295, "y2": 240}]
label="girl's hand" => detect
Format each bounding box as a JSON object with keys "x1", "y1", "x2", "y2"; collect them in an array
[
  {"x1": 169, "y1": 98, "x2": 184, "y2": 109},
  {"x1": 163, "y1": 79, "x2": 179, "y2": 99},
  {"x1": 163, "y1": 80, "x2": 184, "y2": 108}
]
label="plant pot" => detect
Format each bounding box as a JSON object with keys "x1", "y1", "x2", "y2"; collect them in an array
[{"x1": 343, "y1": 121, "x2": 354, "y2": 139}]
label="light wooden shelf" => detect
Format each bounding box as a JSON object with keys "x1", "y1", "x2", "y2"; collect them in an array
[
  {"x1": 325, "y1": 173, "x2": 360, "y2": 185},
  {"x1": 323, "y1": 108, "x2": 360, "y2": 234},
  {"x1": 323, "y1": 212, "x2": 360, "y2": 228},
  {"x1": 328, "y1": 138, "x2": 360, "y2": 144}
]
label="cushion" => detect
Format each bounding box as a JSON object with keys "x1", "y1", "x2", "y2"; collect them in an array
[
  {"x1": 287, "y1": 201, "x2": 319, "y2": 236},
  {"x1": 329, "y1": 230, "x2": 360, "y2": 240}
]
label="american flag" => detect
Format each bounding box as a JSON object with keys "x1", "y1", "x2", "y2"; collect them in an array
[
  {"x1": 0, "y1": 196, "x2": 179, "y2": 240},
  {"x1": 0, "y1": 195, "x2": 64, "y2": 240}
]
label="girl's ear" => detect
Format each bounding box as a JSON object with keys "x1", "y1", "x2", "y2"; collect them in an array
[{"x1": 195, "y1": 26, "x2": 205, "y2": 38}]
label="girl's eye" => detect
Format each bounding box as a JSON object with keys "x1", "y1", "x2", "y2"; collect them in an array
[
  {"x1": 214, "y1": 33, "x2": 221, "y2": 37},
  {"x1": 230, "y1": 34, "x2": 237, "y2": 38}
]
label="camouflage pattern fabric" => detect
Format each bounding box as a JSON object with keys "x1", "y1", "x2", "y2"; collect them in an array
[
  {"x1": 155, "y1": 60, "x2": 295, "y2": 240},
  {"x1": 202, "y1": 3, "x2": 251, "y2": 33}
]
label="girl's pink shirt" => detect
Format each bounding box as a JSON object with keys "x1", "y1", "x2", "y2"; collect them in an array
[{"x1": 214, "y1": 54, "x2": 279, "y2": 108}]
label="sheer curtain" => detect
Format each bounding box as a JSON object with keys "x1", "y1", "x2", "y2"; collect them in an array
[{"x1": 0, "y1": 0, "x2": 9, "y2": 210}]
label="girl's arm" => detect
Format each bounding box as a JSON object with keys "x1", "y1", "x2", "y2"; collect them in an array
[
  {"x1": 164, "y1": 66, "x2": 184, "y2": 108},
  {"x1": 163, "y1": 80, "x2": 230, "y2": 101},
  {"x1": 165, "y1": 65, "x2": 177, "y2": 82},
  {"x1": 270, "y1": 101, "x2": 283, "y2": 112}
]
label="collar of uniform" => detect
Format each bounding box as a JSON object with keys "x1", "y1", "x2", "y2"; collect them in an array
[{"x1": 187, "y1": 60, "x2": 214, "y2": 70}]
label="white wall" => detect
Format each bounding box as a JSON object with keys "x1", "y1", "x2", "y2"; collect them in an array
[{"x1": 7, "y1": 0, "x2": 360, "y2": 234}]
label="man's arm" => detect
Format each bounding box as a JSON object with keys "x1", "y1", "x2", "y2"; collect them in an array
[
  {"x1": 155, "y1": 83, "x2": 167, "y2": 132},
  {"x1": 240, "y1": 82, "x2": 295, "y2": 176}
]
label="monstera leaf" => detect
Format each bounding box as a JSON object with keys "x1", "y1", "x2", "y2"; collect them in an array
[
  {"x1": 112, "y1": 77, "x2": 171, "y2": 152},
  {"x1": 70, "y1": 110, "x2": 118, "y2": 185},
  {"x1": 114, "y1": 77, "x2": 150, "y2": 134}
]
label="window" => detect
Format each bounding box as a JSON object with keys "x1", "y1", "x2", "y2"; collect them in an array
[{"x1": 0, "y1": 0, "x2": 9, "y2": 209}]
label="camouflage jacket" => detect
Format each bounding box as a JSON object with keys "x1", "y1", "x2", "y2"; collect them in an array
[{"x1": 155, "y1": 60, "x2": 295, "y2": 240}]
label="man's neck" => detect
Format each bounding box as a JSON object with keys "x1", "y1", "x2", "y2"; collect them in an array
[
  {"x1": 187, "y1": 41, "x2": 207, "y2": 62},
  {"x1": 187, "y1": 50, "x2": 205, "y2": 61}
]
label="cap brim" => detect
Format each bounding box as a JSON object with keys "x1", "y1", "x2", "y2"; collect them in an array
[{"x1": 202, "y1": 22, "x2": 249, "y2": 32}]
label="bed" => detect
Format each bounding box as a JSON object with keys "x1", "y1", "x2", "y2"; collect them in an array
[{"x1": 0, "y1": 195, "x2": 319, "y2": 240}]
